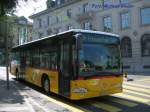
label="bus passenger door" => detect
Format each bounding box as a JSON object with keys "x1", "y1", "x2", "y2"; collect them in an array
[
  {"x1": 59, "y1": 42, "x2": 71, "y2": 97},
  {"x1": 19, "y1": 51, "x2": 26, "y2": 80}
]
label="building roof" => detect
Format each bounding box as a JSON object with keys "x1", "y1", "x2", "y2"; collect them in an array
[
  {"x1": 29, "y1": 0, "x2": 81, "y2": 19},
  {"x1": 16, "y1": 16, "x2": 33, "y2": 26}
]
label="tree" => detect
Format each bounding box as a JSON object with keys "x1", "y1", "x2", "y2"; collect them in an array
[
  {"x1": 0, "y1": 0, "x2": 36, "y2": 17},
  {"x1": 0, "y1": 0, "x2": 34, "y2": 89}
]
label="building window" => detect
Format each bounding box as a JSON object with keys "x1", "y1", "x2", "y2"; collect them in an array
[
  {"x1": 121, "y1": 12, "x2": 130, "y2": 29},
  {"x1": 56, "y1": 16, "x2": 59, "y2": 23},
  {"x1": 67, "y1": 9, "x2": 72, "y2": 18},
  {"x1": 38, "y1": 19, "x2": 42, "y2": 28},
  {"x1": 56, "y1": 0, "x2": 61, "y2": 5},
  {"x1": 141, "y1": 34, "x2": 150, "y2": 56},
  {"x1": 83, "y1": 3, "x2": 88, "y2": 13},
  {"x1": 47, "y1": 29, "x2": 52, "y2": 35},
  {"x1": 121, "y1": 37, "x2": 132, "y2": 57},
  {"x1": 38, "y1": 32, "x2": 43, "y2": 38},
  {"x1": 55, "y1": 28, "x2": 62, "y2": 33},
  {"x1": 47, "y1": 16, "x2": 50, "y2": 26},
  {"x1": 67, "y1": 25, "x2": 73, "y2": 30},
  {"x1": 19, "y1": 27, "x2": 27, "y2": 45},
  {"x1": 103, "y1": 16, "x2": 112, "y2": 32},
  {"x1": 83, "y1": 21, "x2": 92, "y2": 30},
  {"x1": 120, "y1": 0, "x2": 129, "y2": 4},
  {"x1": 141, "y1": 7, "x2": 150, "y2": 25},
  {"x1": 143, "y1": 65, "x2": 150, "y2": 69}
]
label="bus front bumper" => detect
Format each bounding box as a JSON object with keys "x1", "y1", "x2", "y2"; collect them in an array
[{"x1": 70, "y1": 76, "x2": 123, "y2": 100}]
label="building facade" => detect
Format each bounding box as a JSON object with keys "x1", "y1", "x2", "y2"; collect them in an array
[
  {"x1": 0, "y1": 16, "x2": 33, "y2": 65},
  {"x1": 0, "y1": 15, "x2": 17, "y2": 65},
  {"x1": 16, "y1": 16, "x2": 33, "y2": 45},
  {"x1": 30, "y1": 0, "x2": 150, "y2": 73}
]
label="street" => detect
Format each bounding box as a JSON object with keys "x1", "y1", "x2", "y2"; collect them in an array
[{"x1": 0, "y1": 67, "x2": 150, "y2": 112}]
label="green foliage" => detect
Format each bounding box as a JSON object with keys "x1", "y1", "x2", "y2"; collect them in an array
[
  {"x1": 0, "y1": 14, "x2": 17, "y2": 22},
  {"x1": 0, "y1": 0, "x2": 29, "y2": 17}
]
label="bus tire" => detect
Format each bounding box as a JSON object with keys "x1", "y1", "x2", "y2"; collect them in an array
[{"x1": 42, "y1": 76, "x2": 50, "y2": 94}]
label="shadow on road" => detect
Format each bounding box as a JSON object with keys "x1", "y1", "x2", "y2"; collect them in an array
[{"x1": 0, "y1": 79, "x2": 29, "y2": 105}]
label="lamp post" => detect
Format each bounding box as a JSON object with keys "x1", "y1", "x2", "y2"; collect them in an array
[
  {"x1": 1, "y1": 15, "x2": 16, "y2": 89},
  {"x1": 5, "y1": 19, "x2": 9, "y2": 89}
]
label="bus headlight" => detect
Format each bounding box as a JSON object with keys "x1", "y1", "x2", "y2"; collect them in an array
[{"x1": 73, "y1": 88, "x2": 88, "y2": 93}]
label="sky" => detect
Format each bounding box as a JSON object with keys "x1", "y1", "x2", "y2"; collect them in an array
[{"x1": 14, "y1": 0, "x2": 47, "y2": 21}]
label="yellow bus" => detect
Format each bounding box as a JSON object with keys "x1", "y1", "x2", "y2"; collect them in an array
[{"x1": 11, "y1": 29, "x2": 123, "y2": 100}]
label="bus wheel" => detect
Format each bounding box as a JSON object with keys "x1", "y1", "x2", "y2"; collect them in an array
[{"x1": 43, "y1": 77, "x2": 50, "y2": 94}]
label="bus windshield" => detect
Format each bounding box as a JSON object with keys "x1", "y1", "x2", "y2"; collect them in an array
[{"x1": 78, "y1": 34, "x2": 121, "y2": 77}]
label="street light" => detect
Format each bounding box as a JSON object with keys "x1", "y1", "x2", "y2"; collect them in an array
[
  {"x1": 0, "y1": 15, "x2": 16, "y2": 89},
  {"x1": 5, "y1": 19, "x2": 9, "y2": 89},
  {"x1": 4, "y1": 17, "x2": 15, "y2": 89}
]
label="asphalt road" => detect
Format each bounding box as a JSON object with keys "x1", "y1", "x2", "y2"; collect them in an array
[{"x1": 0, "y1": 67, "x2": 149, "y2": 112}]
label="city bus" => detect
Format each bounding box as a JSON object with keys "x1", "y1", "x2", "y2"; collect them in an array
[{"x1": 10, "y1": 29, "x2": 123, "y2": 100}]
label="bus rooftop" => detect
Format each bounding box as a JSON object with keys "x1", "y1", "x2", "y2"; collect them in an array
[{"x1": 12, "y1": 29, "x2": 119, "y2": 49}]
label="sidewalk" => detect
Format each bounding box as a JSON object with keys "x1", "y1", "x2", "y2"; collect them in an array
[
  {"x1": 0, "y1": 67, "x2": 30, "y2": 112},
  {"x1": 124, "y1": 73, "x2": 150, "y2": 82},
  {"x1": 0, "y1": 67, "x2": 81, "y2": 112}
]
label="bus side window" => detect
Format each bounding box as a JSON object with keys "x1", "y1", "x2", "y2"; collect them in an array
[
  {"x1": 40, "y1": 54, "x2": 45, "y2": 68},
  {"x1": 50, "y1": 52, "x2": 57, "y2": 70},
  {"x1": 20, "y1": 52, "x2": 26, "y2": 68},
  {"x1": 40, "y1": 53, "x2": 49, "y2": 68},
  {"x1": 60, "y1": 43, "x2": 70, "y2": 77},
  {"x1": 26, "y1": 51, "x2": 30, "y2": 67},
  {"x1": 32, "y1": 50, "x2": 40, "y2": 68},
  {"x1": 72, "y1": 44, "x2": 77, "y2": 77},
  {"x1": 40, "y1": 53, "x2": 50, "y2": 69},
  {"x1": 40, "y1": 50, "x2": 57, "y2": 70}
]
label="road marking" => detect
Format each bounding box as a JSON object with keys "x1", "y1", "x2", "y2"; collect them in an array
[
  {"x1": 123, "y1": 85, "x2": 150, "y2": 94},
  {"x1": 137, "y1": 78, "x2": 150, "y2": 82},
  {"x1": 115, "y1": 93, "x2": 150, "y2": 105},
  {"x1": 124, "y1": 89, "x2": 150, "y2": 98},
  {"x1": 87, "y1": 101, "x2": 122, "y2": 112},
  {"x1": 108, "y1": 97, "x2": 138, "y2": 107},
  {"x1": 29, "y1": 98, "x2": 55, "y2": 112},
  {"x1": 0, "y1": 107, "x2": 28, "y2": 111},
  {"x1": 71, "y1": 104, "x2": 93, "y2": 112},
  {"x1": 141, "y1": 80, "x2": 150, "y2": 84},
  {"x1": 123, "y1": 82, "x2": 150, "y2": 89},
  {"x1": 40, "y1": 94, "x2": 85, "y2": 112}
]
